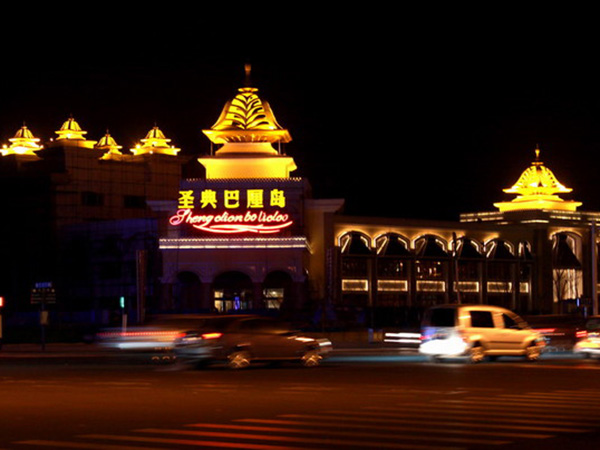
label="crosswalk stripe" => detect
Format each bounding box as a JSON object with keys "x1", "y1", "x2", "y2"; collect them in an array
[
  {"x1": 80, "y1": 434, "x2": 310, "y2": 450},
  {"x1": 180, "y1": 422, "x2": 533, "y2": 442},
  {"x1": 440, "y1": 397, "x2": 600, "y2": 411},
  {"x1": 239, "y1": 415, "x2": 590, "y2": 434},
  {"x1": 380, "y1": 402, "x2": 600, "y2": 421},
  {"x1": 15, "y1": 440, "x2": 161, "y2": 449},
  {"x1": 357, "y1": 406, "x2": 594, "y2": 427},
  {"x1": 268, "y1": 414, "x2": 549, "y2": 440},
  {"x1": 281, "y1": 410, "x2": 593, "y2": 427},
  {"x1": 314, "y1": 407, "x2": 600, "y2": 426},
  {"x1": 81, "y1": 432, "x2": 464, "y2": 450}
]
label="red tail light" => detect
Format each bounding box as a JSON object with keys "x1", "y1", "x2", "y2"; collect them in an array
[
  {"x1": 576, "y1": 330, "x2": 588, "y2": 339},
  {"x1": 201, "y1": 332, "x2": 223, "y2": 340},
  {"x1": 535, "y1": 328, "x2": 556, "y2": 334}
]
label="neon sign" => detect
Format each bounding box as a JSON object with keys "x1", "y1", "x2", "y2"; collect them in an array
[{"x1": 169, "y1": 188, "x2": 294, "y2": 235}]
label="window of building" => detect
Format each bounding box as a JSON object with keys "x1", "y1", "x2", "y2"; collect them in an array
[
  {"x1": 81, "y1": 191, "x2": 104, "y2": 206},
  {"x1": 124, "y1": 195, "x2": 146, "y2": 209}
]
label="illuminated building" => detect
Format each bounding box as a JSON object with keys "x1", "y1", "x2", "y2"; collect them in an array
[
  {"x1": 155, "y1": 67, "x2": 318, "y2": 313},
  {"x1": 1, "y1": 69, "x2": 598, "y2": 332},
  {"x1": 0, "y1": 116, "x2": 191, "y2": 314}
]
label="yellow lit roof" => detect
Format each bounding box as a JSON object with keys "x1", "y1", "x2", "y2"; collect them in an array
[
  {"x1": 203, "y1": 65, "x2": 291, "y2": 144},
  {"x1": 1, "y1": 125, "x2": 43, "y2": 156},
  {"x1": 495, "y1": 147, "x2": 581, "y2": 212},
  {"x1": 130, "y1": 125, "x2": 180, "y2": 156},
  {"x1": 55, "y1": 116, "x2": 87, "y2": 140},
  {"x1": 97, "y1": 131, "x2": 124, "y2": 160}
]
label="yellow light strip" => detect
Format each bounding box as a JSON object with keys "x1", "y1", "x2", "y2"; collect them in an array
[
  {"x1": 342, "y1": 279, "x2": 369, "y2": 292},
  {"x1": 159, "y1": 237, "x2": 309, "y2": 250},
  {"x1": 453, "y1": 281, "x2": 480, "y2": 293},
  {"x1": 416, "y1": 280, "x2": 446, "y2": 292},
  {"x1": 377, "y1": 280, "x2": 408, "y2": 292},
  {"x1": 488, "y1": 281, "x2": 513, "y2": 293}
]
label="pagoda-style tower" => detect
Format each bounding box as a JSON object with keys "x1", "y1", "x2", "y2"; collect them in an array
[
  {"x1": 198, "y1": 65, "x2": 296, "y2": 179},
  {"x1": 130, "y1": 125, "x2": 180, "y2": 156},
  {"x1": 51, "y1": 116, "x2": 97, "y2": 149},
  {"x1": 494, "y1": 147, "x2": 582, "y2": 212},
  {"x1": 1, "y1": 125, "x2": 43, "y2": 159},
  {"x1": 97, "y1": 130, "x2": 124, "y2": 160}
]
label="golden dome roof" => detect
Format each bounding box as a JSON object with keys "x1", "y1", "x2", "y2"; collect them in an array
[
  {"x1": 203, "y1": 65, "x2": 291, "y2": 145},
  {"x1": 130, "y1": 125, "x2": 180, "y2": 156},
  {"x1": 495, "y1": 146, "x2": 581, "y2": 212},
  {"x1": 503, "y1": 147, "x2": 572, "y2": 196},
  {"x1": 55, "y1": 116, "x2": 87, "y2": 140},
  {"x1": 1, "y1": 125, "x2": 43, "y2": 156}
]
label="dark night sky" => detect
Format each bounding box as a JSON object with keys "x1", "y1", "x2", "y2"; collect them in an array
[{"x1": 2, "y1": 9, "x2": 600, "y2": 221}]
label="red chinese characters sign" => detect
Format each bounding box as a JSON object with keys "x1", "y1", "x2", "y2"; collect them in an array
[{"x1": 169, "y1": 188, "x2": 293, "y2": 234}]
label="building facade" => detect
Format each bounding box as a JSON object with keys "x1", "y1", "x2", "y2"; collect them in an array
[{"x1": 1, "y1": 69, "x2": 599, "y2": 333}]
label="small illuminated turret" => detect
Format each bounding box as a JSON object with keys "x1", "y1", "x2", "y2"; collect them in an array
[
  {"x1": 1, "y1": 124, "x2": 43, "y2": 158},
  {"x1": 130, "y1": 125, "x2": 180, "y2": 156},
  {"x1": 494, "y1": 146, "x2": 582, "y2": 212},
  {"x1": 53, "y1": 116, "x2": 97, "y2": 148},
  {"x1": 97, "y1": 130, "x2": 124, "y2": 160},
  {"x1": 199, "y1": 64, "x2": 296, "y2": 179}
]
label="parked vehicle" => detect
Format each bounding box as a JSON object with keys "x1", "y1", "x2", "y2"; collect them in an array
[
  {"x1": 419, "y1": 304, "x2": 545, "y2": 363},
  {"x1": 173, "y1": 315, "x2": 332, "y2": 369},
  {"x1": 573, "y1": 316, "x2": 600, "y2": 359}
]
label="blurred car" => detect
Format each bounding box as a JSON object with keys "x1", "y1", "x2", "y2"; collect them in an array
[
  {"x1": 524, "y1": 314, "x2": 587, "y2": 351},
  {"x1": 419, "y1": 304, "x2": 545, "y2": 363},
  {"x1": 96, "y1": 314, "x2": 215, "y2": 354},
  {"x1": 173, "y1": 315, "x2": 332, "y2": 369},
  {"x1": 573, "y1": 316, "x2": 600, "y2": 359}
]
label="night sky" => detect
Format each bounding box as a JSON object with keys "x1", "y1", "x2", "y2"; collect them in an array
[{"x1": 1, "y1": 9, "x2": 599, "y2": 221}]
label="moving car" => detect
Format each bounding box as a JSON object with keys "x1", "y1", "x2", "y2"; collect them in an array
[
  {"x1": 573, "y1": 316, "x2": 600, "y2": 359},
  {"x1": 524, "y1": 314, "x2": 587, "y2": 351},
  {"x1": 95, "y1": 315, "x2": 214, "y2": 355},
  {"x1": 173, "y1": 315, "x2": 332, "y2": 369},
  {"x1": 419, "y1": 304, "x2": 545, "y2": 363}
]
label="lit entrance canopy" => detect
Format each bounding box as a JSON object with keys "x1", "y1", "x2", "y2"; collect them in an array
[{"x1": 494, "y1": 146, "x2": 582, "y2": 212}]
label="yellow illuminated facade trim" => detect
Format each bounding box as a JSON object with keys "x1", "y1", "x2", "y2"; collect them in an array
[
  {"x1": 416, "y1": 280, "x2": 446, "y2": 292},
  {"x1": 377, "y1": 280, "x2": 408, "y2": 292},
  {"x1": 520, "y1": 282, "x2": 530, "y2": 294},
  {"x1": 342, "y1": 279, "x2": 369, "y2": 292},
  {"x1": 488, "y1": 281, "x2": 513, "y2": 293},
  {"x1": 159, "y1": 237, "x2": 309, "y2": 251},
  {"x1": 453, "y1": 281, "x2": 480, "y2": 293}
]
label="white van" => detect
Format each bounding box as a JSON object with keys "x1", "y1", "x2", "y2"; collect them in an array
[{"x1": 419, "y1": 304, "x2": 545, "y2": 363}]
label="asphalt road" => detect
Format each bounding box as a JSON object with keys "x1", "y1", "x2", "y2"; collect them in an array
[{"x1": 1, "y1": 352, "x2": 600, "y2": 449}]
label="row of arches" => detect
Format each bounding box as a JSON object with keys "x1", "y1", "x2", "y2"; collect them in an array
[{"x1": 339, "y1": 232, "x2": 533, "y2": 260}]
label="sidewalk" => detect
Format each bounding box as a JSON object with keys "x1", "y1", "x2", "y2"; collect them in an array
[{"x1": 0, "y1": 342, "x2": 110, "y2": 358}]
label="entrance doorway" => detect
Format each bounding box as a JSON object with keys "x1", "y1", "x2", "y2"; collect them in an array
[{"x1": 212, "y1": 271, "x2": 253, "y2": 313}]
